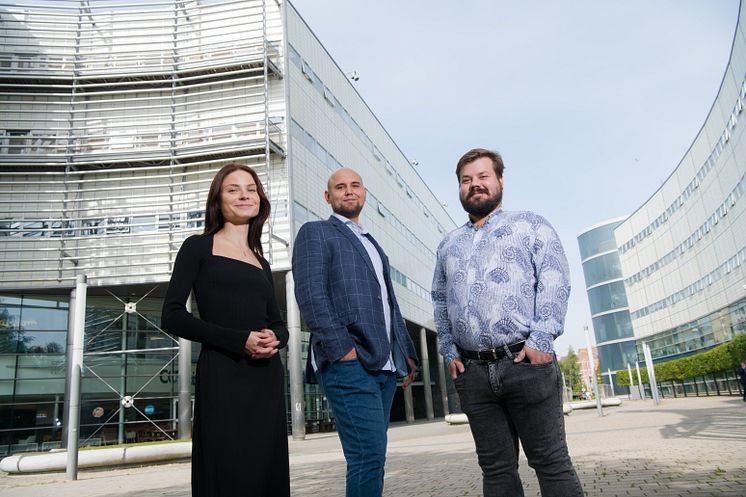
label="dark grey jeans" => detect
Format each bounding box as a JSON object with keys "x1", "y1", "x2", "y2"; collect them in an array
[{"x1": 454, "y1": 356, "x2": 583, "y2": 497}]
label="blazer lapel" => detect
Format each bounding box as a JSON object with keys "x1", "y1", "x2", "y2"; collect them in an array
[{"x1": 328, "y1": 216, "x2": 377, "y2": 278}]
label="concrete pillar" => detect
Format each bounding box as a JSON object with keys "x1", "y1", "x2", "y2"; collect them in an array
[
  {"x1": 436, "y1": 336, "x2": 450, "y2": 416},
  {"x1": 419, "y1": 327, "x2": 434, "y2": 420},
  {"x1": 61, "y1": 284, "x2": 77, "y2": 449},
  {"x1": 177, "y1": 294, "x2": 193, "y2": 440},
  {"x1": 177, "y1": 337, "x2": 192, "y2": 439},
  {"x1": 403, "y1": 383, "x2": 415, "y2": 424},
  {"x1": 286, "y1": 271, "x2": 306, "y2": 440},
  {"x1": 66, "y1": 274, "x2": 87, "y2": 481}
]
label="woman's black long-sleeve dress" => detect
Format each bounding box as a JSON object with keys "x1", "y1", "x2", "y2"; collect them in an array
[{"x1": 161, "y1": 234, "x2": 290, "y2": 497}]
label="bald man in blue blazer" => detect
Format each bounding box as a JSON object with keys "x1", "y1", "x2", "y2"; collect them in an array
[{"x1": 292, "y1": 167, "x2": 417, "y2": 497}]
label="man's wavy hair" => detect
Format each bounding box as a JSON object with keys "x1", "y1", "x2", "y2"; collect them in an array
[{"x1": 455, "y1": 148, "x2": 505, "y2": 179}]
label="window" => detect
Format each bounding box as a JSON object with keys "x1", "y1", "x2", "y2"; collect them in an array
[
  {"x1": 301, "y1": 61, "x2": 313, "y2": 82},
  {"x1": 7, "y1": 130, "x2": 30, "y2": 155}
]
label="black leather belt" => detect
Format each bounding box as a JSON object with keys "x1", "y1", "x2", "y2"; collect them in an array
[{"x1": 458, "y1": 341, "x2": 525, "y2": 361}]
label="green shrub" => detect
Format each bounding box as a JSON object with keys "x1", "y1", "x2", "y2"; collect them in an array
[{"x1": 617, "y1": 333, "x2": 746, "y2": 387}]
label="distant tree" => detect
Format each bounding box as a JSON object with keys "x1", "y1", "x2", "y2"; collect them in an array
[
  {"x1": 0, "y1": 305, "x2": 29, "y2": 353},
  {"x1": 558, "y1": 347, "x2": 582, "y2": 396},
  {"x1": 0, "y1": 306, "x2": 15, "y2": 352}
]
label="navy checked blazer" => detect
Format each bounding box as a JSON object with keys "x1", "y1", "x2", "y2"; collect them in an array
[{"x1": 292, "y1": 215, "x2": 418, "y2": 383}]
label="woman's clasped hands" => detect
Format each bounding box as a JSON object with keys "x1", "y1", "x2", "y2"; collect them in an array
[{"x1": 245, "y1": 329, "x2": 280, "y2": 359}]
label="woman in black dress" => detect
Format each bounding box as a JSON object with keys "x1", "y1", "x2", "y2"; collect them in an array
[{"x1": 162, "y1": 163, "x2": 290, "y2": 497}]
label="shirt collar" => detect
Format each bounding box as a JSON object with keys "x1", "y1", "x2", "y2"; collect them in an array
[
  {"x1": 332, "y1": 213, "x2": 369, "y2": 235},
  {"x1": 466, "y1": 207, "x2": 502, "y2": 230}
]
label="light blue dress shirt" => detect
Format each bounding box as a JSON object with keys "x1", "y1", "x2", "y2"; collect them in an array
[{"x1": 431, "y1": 209, "x2": 571, "y2": 364}]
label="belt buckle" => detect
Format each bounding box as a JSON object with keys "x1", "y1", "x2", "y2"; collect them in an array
[{"x1": 483, "y1": 348, "x2": 498, "y2": 361}]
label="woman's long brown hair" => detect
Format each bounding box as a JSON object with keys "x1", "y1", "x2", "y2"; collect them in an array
[{"x1": 203, "y1": 162, "x2": 270, "y2": 257}]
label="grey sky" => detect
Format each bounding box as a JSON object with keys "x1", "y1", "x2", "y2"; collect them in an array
[{"x1": 290, "y1": 0, "x2": 740, "y2": 356}]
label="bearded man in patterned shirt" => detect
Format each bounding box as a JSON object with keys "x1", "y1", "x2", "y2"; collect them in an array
[{"x1": 431, "y1": 148, "x2": 583, "y2": 497}]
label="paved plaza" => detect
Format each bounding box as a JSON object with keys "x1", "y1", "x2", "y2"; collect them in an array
[{"x1": 0, "y1": 396, "x2": 744, "y2": 497}]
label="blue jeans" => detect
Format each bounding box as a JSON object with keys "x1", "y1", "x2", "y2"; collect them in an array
[
  {"x1": 454, "y1": 357, "x2": 583, "y2": 497},
  {"x1": 317, "y1": 359, "x2": 396, "y2": 497}
]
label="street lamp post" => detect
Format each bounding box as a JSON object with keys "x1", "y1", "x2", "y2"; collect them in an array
[{"x1": 584, "y1": 326, "x2": 603, "y2": 417}]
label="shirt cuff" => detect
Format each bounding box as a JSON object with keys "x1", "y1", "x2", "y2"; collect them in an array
[
  {"x1": 526, "y1": 331, "x2": 554, "y2": 353},
  {"x1": 442, "y1": 345, "x2": 460, "y2": 365}
]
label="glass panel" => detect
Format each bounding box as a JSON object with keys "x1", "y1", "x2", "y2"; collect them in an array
[
  {"x1": 0, "y1": 306, "x2": 21, "y2": 330},
  {"x1": 14, "y1": 378, "x2": 65, "y2": 395},
  {"x1": 18, "y1": 306, "x2": 68, "y2": 331},
  {"x1": 0, "y1": 380, "x2": 14, "y2": 395},
  {"x1": 592, "y1": 311, "x2": 634, "y2": 343},
  {"x1": 0, "y1": 296, "x2": 23, "y2": 306},
  {"x1": 598, "y1": 340, "x2": 639, "y2": 372},
  {"x1": 17, "y1": 331, "x2": 66, "y2": 354},
  {"x1": 578, "y1": 221, "x2": 621, "y2": 260},
  {"x1": 15, "y1": 355, "x2": 66, "y2": 380},
  {"x1": 0, "y1": 330, "x2": 20, "y2": 353},
  {"x1": 588, "y1": 281, "x2": 628, "y2": 315},
  {"x1": 581, "y1": 252, "x2": 623, "y2": 287},
  {"x1": 0, "y1": 356, "x2": 17, "y2": 379},
  {"x1": 21, "y1": 296, "x2": 68, "y2": 309}
]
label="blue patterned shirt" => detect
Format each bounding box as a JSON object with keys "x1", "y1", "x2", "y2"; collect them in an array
[{"x1": 431, "y1": 209, "x2": 571, "y2": 364}]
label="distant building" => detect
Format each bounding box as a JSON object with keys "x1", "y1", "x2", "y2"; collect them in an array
[
  {"x1": 614, "y1": 2, "x2": 746, "y2": 364},
  {"x1": 578, "y1": 218, "x2": 638, "y2": 395},
  {"x1": 581, "y1": 1, "x2": 746, "y2": 377},
  {"x1": 576, "y1": 346, "x2": 599, "y2": 393}
]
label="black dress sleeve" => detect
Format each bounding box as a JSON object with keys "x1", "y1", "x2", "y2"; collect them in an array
[
  {"x1": 261, "y1": 257, "x2": 289, "y2": 349},
  {"x1": 161, "y1": 235, "x2": 251, "y2": 355}
]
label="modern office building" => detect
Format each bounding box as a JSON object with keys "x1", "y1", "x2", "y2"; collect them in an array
[
  {"x1": 578, "y1": 218, "x2": 638, "y2": 394},
  {"x1": 613, "y1": 2, "x2": 746, "y2": 364},
  {"x1": 0, "y1": 0, "x2": 455, "y2": 455}
]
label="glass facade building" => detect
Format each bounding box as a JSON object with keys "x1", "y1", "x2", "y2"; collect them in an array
[
  {"x1": 578, "y1": 218, "x2": 638, "y2": 394},
  {"x1": 612, "y1": 2, "x2": 746, "y2": 365},
  {"x1": 0, "y1": 0, "x2": 455, "y2": 456}
]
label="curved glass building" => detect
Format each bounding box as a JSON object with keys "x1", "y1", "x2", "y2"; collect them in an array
[
  {"x1": 0, "y1": 0, "x2": 455, "y2": 455},
  {"x1": 578, "y1": 218, "x2": 638, "y2": 394},
  {"x1": 614, "y1": 2, "x2": 746, "y2": 363}
]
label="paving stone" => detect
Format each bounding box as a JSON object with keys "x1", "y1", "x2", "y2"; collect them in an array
[{"x1": 0, "y1": 396, "x2": 744, "y2": 497}]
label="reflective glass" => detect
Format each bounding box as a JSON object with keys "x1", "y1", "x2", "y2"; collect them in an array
[
  {"x1": 0, "y1": 306, "x2": 21, "y2": 331},
  {"x1": 0, "y1": 380, "x2": 13, "y2": 395},
  {"x1": 598, "y1": 340, "x2": 639, "y2": 372},
  {"x1": 15, "y1": 355, "x2": 66, "y2": 380},
  {"x1": 582, "y1": 252, "x2": 622, "y2": 287},
  {"x1": 578, "y1": 222, "x2": 621, "y2": 260},
  {"x1": 0, "y1": 356, "x2": 17, "y2": 379},
  {"x1": 21, "y1": 296, "x2": 68, "y2": 309},
  {"x1": 14, "y1": 378, "x2": 65, "y2": 395},
  {"x1": 0, "y1": 330, "x2": 19, "y2": 353},
  {"x1": 17, "y1": 331, "x2": 66, "y2": 354},
  {"x1": 18, "y1": 306, "x2": 67, "y2": 331},
  {"x1": 588, "y1": 281, "x2": 628, "y2": 315},
  {"x1": 592, "y1": 311, "x2": 634, "y2": 343}
]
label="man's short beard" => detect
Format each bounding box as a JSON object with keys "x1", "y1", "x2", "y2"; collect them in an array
[
  {"x1": 333, "y1": 204, "x2": 363, "y2": 220},
  {"x1": 460, "y1": 190, "x2": 502, "y2": 219}
]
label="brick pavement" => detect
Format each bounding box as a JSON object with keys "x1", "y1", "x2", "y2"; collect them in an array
[{"x1": 0, "y1": 396, "x2": 744, "y2": 497}]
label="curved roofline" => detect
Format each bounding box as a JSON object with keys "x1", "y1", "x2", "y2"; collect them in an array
[
  {"x1": 623, "y1": 0, "x2": 742, "y2": 223},
  {"x1": 578, "y1": 215, "x2": 629, "y2": 237}
]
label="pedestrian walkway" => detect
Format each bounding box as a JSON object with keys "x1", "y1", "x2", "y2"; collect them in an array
[{"x1": 1, "y1": 396, "x2": 744, "y2": 496}]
